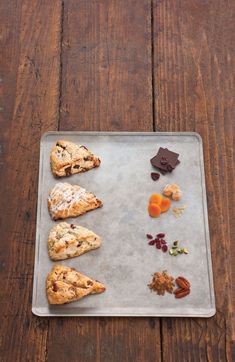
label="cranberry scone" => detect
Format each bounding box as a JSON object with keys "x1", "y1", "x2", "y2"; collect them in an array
[
  {"x1": 48, "y1": 183, "x2": 102, "y2": 220},
  {"x1": 48, "y1": 222, "x2": 101, "y2": 260},
  {"x1": 50, "y1": 140, "x2": 101, "y2": 177},
  {"x1": 46, "y1": 265, "x2": 106, "y2": 304}
]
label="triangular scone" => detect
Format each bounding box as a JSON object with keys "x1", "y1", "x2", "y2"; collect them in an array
[
  {"x1": 50, "y1": 140, "x2": 101, "y2": 177},
  {"x1": 46, "y1": 265, "x2": 106, "y2": 305},
  {"x1": 48, "y1": 183, "x2": 102, "y2": 220},
  {"x1": 48, "y1": 222, "x2": 101, "y2": 260}
]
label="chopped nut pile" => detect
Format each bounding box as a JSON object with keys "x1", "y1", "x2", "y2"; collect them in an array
[
  {"x1": 148, "y1": 270, "x2": 174, "y2": 295},
  {"x1": 172, "y1": 205, "x2": 187, "y2": 218},
  {"x1": 163, "y1": 183, "x2": 182, "y2": 201}
]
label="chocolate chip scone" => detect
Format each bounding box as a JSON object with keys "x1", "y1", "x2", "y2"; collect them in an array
[
  {"x1": 46, "y1": 265, "x2": 106, "y2": 304},
  {"x1": 48, "y1": 183, "x2": 102, "y2": 220},
  {"x1": 48, "y1": 222, "x2": 101, "y2": 260},
  {"x1": 50, "y1": 140, "x2": 101, "y2": 177}
]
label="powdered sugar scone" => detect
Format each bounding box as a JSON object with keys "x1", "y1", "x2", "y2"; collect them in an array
[
  {"x1": 48, "y1": 222, "x2": 101, "y2": 260},
  {"x1": 46, "y1": 265, "x2": 106, "y2": 305},
  {"x1": 50, "y1": 140, "x2": 101, "y2": 177},
  {"x1": 48, "y1": 183, "x2": 102, "y2": 220}
]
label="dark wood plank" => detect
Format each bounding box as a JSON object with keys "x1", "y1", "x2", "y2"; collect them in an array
[
  {"x1": 59, "y1": 0, "x2": 152, "y2": 131},
  {"x1": 47, "y1": 1, "x2": 160, "y2": 362},
  {"x1": 0, "y1": 1, "x2": 61, "y2": 361},
  {"x1": 153, "y1": 0, "x2": 235, "y2": 360}
]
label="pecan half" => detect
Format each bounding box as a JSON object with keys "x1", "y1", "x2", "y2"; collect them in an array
[
  {"x1": 174, "y1": 288, "x2": 190, "y2": 299},
  {"x1": 175, "y1": 276, "x2": 190, "y2": 289}
]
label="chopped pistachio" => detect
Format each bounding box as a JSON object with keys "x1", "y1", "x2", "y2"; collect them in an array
[{"x1": 169, "y1": 240, "x2": 189, "y2": 256}]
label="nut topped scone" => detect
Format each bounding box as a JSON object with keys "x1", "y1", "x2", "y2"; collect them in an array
[
  {"x1": 48, "y1": 222, "x2": 101, "y2": 260},
  {"x1": 50, "y1": 140, "x2": 101, "y2": 177},
  {"x1": 48, "y1": 183, "x2": 102, "y2": 220},
  {"x1": 46, "y1": 265, "x2": 106, "y2": 305}
]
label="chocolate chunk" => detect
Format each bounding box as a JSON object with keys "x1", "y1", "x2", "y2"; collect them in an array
[
  {"x1": 57, "y1": 142, "x2": 66, "y2": 150},
  {"x1": 151, "y1": 172, "x2": 160, "y2": 181},
  {"x1": 160, "y1": 157, "x2": 168, "y2": 165},
  {"x1": 150, "y1": 147, "x2": 180, "y2": 173},
  {"x1": 52, "y1": 282, "x2": 58, "y2": 292},
  {"x1": 167, "y1": 164, "x2": 174, "y2": 172},
  {"x1": 70, "y1": 224, "x2": 76, "y2": 229},
  {"x1": 65, "y1": 166, "x2": 71, "y2": 175},
  {"x1": 73, "y1": 164, "x2": 80, "y2": 169}
]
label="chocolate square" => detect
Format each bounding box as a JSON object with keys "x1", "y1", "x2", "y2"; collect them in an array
[{"x1": 150, "y1": 147, "x2": 180, "y2": 172}]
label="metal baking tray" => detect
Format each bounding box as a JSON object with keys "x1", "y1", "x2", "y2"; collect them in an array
[{"x1": 32, "y1": 132, "x2": 215, "y2": 317}]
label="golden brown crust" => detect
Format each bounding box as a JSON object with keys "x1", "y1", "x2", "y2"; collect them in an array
[
  {"x1": 48, "y1": 222, "x2": 101, "y2": 260},
  {"x1": 46, "y1": 265, "x2": 106, "y2": 305},
  {"x1": 50, "y1": 140, "x2": 101, "y2": 177},
  {"x1": 48, "y1": 183, "x2": 103, "y2": 220}
]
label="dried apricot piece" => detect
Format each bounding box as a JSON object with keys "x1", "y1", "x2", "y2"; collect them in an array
[
  {"x1": 160, "y1": 198, "x2": 171, "y2": 212},
  {"x1": 149, "y1": 194, "x2": 162, "y2": 205},
  {"x1": 148, "y1": 203, "x2": 162, "y2": 218}
]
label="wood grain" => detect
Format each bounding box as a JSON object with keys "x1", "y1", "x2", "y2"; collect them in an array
[
  {"x1": 153, "y1": 0, "x2": 235, "y2": 360},
  {"x1": 59, "y1": 0, "x2": 152, "y2": 131},
  {"x1": 47, "y1": 1, "x2": 160, "y2": 362},
  {"x1": 0, "y1": 1, "x2": 61, "y2": 361},
  {"x1": 0, "y1": 0, "x2": 234, "y2": 361}
]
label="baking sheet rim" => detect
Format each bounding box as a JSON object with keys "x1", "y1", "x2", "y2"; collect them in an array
[{"x1": 32, "y1": 131, "x2": 215, "y2": 318}]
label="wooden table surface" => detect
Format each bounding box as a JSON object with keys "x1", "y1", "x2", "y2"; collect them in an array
[{"x1": 0, "y1": 1, "x2": 234, "y2": 361}]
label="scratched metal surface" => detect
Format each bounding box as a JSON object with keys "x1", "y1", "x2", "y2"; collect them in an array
[{"x1": 32, "y1": 132, "x2": 215, "y2": 317}]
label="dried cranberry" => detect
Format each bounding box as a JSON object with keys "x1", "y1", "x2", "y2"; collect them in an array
[
  {"x1": 156, "y1": 243, "x2": 162, "y2": 249},
  {"x1": 160, "y1": 239, "x2": 166, "y2": 244},
  {"x1": 162, "y1": 245, "x2": 168, "y2": 252},
  {"x1": 157, "y1": 233, "x2": 165, "y2": 238},
  {"x1": 146, "y1": 234, "x2": 153, "y2": 239},
  {"x1": 148, "y1": 240, "x2": 155, "y2": 246}
]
